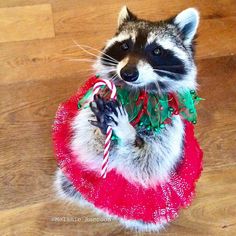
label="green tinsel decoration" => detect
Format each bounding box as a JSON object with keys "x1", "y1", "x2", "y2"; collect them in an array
[{"x1": 78, "y1": 86, "x2": 203, "y2": 136}]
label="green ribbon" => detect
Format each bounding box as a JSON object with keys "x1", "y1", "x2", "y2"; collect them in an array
[
  {"x1": 78, "y1": 89, "x2": 93, "y2": 109},
  {"x1": 77, "y1": 86, "x2": 203, "y2": 135}
]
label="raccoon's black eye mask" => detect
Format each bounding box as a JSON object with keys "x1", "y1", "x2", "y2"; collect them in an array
[
  {"x1": 101, "y1": 38, "x2": 133, "y2": 65},
  {"x1": 102, "y1": 38, "x2": 186, "y2": 81},
  {"x1": 145, "y1": 43, "x2": 187, "y2": 79}
]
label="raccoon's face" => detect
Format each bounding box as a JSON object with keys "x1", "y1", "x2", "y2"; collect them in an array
[{"x1": 94, "y1": 6, "x2": 200, "y2": 93}]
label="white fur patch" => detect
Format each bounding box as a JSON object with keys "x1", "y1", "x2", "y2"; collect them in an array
[
  {"x1": 71, "y1": 107, "x2": 104, "y2": 172},
  {"x1": 135, "y1": 60, "x2": 158, "y2": 85},
  {"x1": 117, "y1": 6, "x2": 129, "y2": 27},
  {"x1": 174, "y1": 8, "x2": 200, "y2": 44},
  {"x1": 147, "y1": 34, "x2": 188, "y2": 61},
  {"x1": 110, "y1": 116, "x2": 185, "y2": 187},
  {"x1": 106, "y1": 104, "x2": 136, "y2": 143},
  {"x1": 92, "y1": 60, "x2": 117, "y2": 80},
  {"x1": 105, "y1": 31, "x2": 136, "y2": 50},
  {"x1": 157, "y1": 65, "x2": 197, "y2": 92},
  {"x1": 117, "y1": 56, "x2": 129, "y2": 79},
  {"x1": 119, "y1": 218, "x2": 168, "y2": 232}
]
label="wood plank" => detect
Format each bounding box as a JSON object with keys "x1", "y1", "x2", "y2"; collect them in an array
[
  {"x1": 52, "y1": 0, "x2": 236, "y2": 34},
  {"x1": 0, "y1": 0, "x2": 236, "y2": 19},
  {"x1": 0, "y1": 55, "x2": 235, "y2": 211},
  {"x1": 198, "y1": 17, "x2": 236, "y2": 59},
  {"x1": 196, "y1": 55, "x2": 236, "y2": 171},
  {"x1": 0, "y1": 1, "x2": 236, "y2": 235},
  {"x1": 0, "y1": 77, "x2": 76, "y2": 210},
  {"x1": 0, "y1": 201, "x2": 122, "y2": 236},
  {"x1": 0, "y1": 4, "x2": 55, "y2": 43},
  {"x1": 0, "y1": 166, "x2": 235, "y2": 235},
  {"x1": 0, "y1": 16, "x2": 235, "y2": 84},
  {"x1": 0, "y1": 37, "x2": 94, "y2": 84},
  {"x1": 51, "y1": 1, "x2": 236, "y2": 59}
]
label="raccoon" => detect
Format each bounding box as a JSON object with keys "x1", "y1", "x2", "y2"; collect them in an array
[{"x1": 54, "y1": 6, "x2": 200, "y2": 232}]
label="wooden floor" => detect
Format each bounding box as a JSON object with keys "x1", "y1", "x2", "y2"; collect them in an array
[{"x1": 0, "y1": 1, "x2": 236, "y2": 235}]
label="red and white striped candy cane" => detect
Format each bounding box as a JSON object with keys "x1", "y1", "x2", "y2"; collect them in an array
[{"x1": 93, "y1": 79, "x2": 117, "y2": 178}]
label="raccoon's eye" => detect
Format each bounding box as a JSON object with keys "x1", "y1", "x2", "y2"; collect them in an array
[
  {"x1": 120, "y1": 42, "x2": 129, "y2": 51},
  {"x1": 153, "y1": 47, "x2": 162, "y2": 56}
]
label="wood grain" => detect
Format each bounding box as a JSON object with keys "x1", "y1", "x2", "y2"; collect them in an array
[
  {"x1": 0, "y1": 4, "x2": 54, "y2": 43},
  {"x1": 196, "y1": 56, "x2": 236, "y2": 170},
  {"x1": 0, "y1": 1, "x2": 236, "y2": 235},
  {"x1": 0, "y1": 166, "x2": 235, "y2": 235},
  {"x1": 0, "y1": 16, "x2": 235, "y2": 84}
]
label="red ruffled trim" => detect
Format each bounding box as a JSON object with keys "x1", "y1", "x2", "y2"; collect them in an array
[{"x1": 52, "y1": 76, "x2": 203, "y2": 224}]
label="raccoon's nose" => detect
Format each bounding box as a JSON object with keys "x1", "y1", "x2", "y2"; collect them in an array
[{"x1": 120, "y1": 66, "x2": 139, "y2": 82}]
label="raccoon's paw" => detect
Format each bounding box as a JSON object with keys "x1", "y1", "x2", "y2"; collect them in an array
[
  {"x1": 89, "y1": 94, "x2": 112, "y2": 134},
  {"x1": 89, "y1": 95, "x2": 136, "y2": 143},
  {"x1": 104, "y1": 100, "x2": 136, "y2": 142}
]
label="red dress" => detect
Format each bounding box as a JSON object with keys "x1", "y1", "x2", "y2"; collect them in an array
[{"x1": 52, "y1": 77, "x2": 203, "y2": 224}]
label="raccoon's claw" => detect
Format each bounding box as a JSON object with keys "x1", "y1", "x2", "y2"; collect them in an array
[
  {"x1": 89, "y1": 95, "x2": 128, "y2": 135},
  {"x1": 89, "y1": 95, "x2": 135, "y2": 142},
  {"x1": 89, "y1": 95, "x2": 106, "y2": 134},
  {"x1": 105, "y1": 102, "x2": 129, "y2": 128},
  {"x1": 89, "y1": 95, "x2": 118, "y2": 134},
  {"x1": 105, "y1": 100, "x2": 136, "y2": 142}
]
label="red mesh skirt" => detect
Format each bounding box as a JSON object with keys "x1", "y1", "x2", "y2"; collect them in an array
[{"x1": 52, "y1": 76, "x2": 203, "y2": 224}]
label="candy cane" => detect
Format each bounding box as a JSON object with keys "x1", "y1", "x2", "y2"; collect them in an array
[{"x1": 93, "y1": 79, "x2": 117, "y2": 178}]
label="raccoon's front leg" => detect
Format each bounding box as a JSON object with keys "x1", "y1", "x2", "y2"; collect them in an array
[{"x1": 89, "y1": 95, "x2": 137, "y2": 145}]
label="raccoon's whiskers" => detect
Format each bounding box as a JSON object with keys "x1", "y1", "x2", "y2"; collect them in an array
[
  {"x1": 65, "y1": 58, "x2": 97, "y2": 63},
  {"x1": 65, "y1": 58, "x2": 117, "y2": 67},
  {"x1": 90, "y1": 67, "x2": 117, "y2": 73},
  {"x1": 70, "y1": 64, "x2": 116, "y2": 75},
  {"x1": 65, "y1": 49, "x2": 117, "y2": 65},
  {"x1": 74, "y1": 41, "x2": 119, "y2": 63},
  {"x1": 153, "y1": 80, "x2": 162, "y2": 95},
  {"x1": 72, "y1": 40, "x2": 118, "y2": 64},
  {"x1": 72, "y1": 41, "x2": 102, "y2": 60},
  {"x1": 153, "y1": 69, "x2": 180, "y2": 76},
  {"x1": 110, "y1": 73, "x2": 117, "y2": 81},
  {"x1": 109, "y1": 72, "x2": 119, "y2": 82},
  {"x1": 156, "y1": 65, "x2": 184, "y2": 69}
]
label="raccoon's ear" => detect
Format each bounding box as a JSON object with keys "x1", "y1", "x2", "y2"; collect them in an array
[
  {"x1": 118, "y1": 6, "x2": 137, "y2": 27},
  {"x1": 173, "y1": 8, "x2": 199, "y2": 45}
]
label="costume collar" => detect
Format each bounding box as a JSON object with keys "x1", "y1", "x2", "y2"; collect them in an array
[{"x1": 78, "y1": 75, "x2": 203, "y2": 135}]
